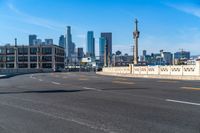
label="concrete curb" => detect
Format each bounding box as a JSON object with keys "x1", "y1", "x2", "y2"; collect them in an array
[{"x1": 96, "y1": 72, "x2": 200, "y2": 81}]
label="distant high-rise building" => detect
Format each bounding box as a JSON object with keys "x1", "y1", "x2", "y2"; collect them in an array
[
  {"x1": 174, "y1": 51, "x2": 190, "y2": 60},
  {"x1": 59, "y1": 35, "x2": 65, "y2": 48},
  {"x1": 161, "y1": 51, "x2": 173, "y2": 65},
  {"x1": 99, "y1": 37, "x2": 106, "y2": 64},
  {"x1": 101, "y1": 32, "x2": 112, "y2": 65},
  {"x1": 77, "y1": 48, "x2": 84, "y2": 60},
  {"x1": 87, "y1": 31, "x2": 95, "y2": 58},
  {"x1": 33, "y1": 39, "x2": 42, "y2": 45},
  {"x1": 45, "y1": 39, "x2": 53, "y2": 45},
  {"x1": 65, "y1": 26, "x2": 75, "y2": 58},
  {"x1": 143, "y1": 50, "x2": 147, "y2": 56},
  {"x1": 29, "y1": 35, "x2": 37, "y2": 46}
]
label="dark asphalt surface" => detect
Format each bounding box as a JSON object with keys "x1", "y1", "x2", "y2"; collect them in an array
[{"x1": 0, "y1": 72, "x2": 199, "y2": 133}]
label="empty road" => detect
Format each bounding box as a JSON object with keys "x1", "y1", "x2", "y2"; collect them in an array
[{"x1": 0, "y1": 72, "x2": 199, "y2": 133}]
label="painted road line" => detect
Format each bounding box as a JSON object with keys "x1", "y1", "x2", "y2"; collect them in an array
[
  {"x1": 30, "y1": 75, "x2": 36, "y2": 80},
  {"x1": 83, "y1": 87, "x2": 102, "y2": 91},
  {"x1": 166, "y1": 99, "x2": 200, "y2": 106},
  {"x1": 182, "y1": 87, "x2": 200, "y2": 91},
  {"x1": 38, "y1": 79, "x2": 43, "y2": 82},
  {"x1": 157, "y1": 80, "x2": 178, "y2": 83},
  {"x1": 30, "y1": 74, "x2": 33, "y2": 78},
  {"x1": 112, "y1": 81, "x2": 134, "y2": 85},
  {"x1": 51, "y1": 82, "x2": 61, "y2": 85},
  {"x1": 79, "y1": 78, "x2": 89, "y2": 81}
]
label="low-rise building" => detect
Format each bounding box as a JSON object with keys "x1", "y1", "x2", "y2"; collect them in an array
[{"x1": 0, "y1": 45, "x2": 65, "y2": 70}]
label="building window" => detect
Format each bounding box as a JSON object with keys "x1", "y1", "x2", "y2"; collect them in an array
[
  {"x1": 55, "y1": 57, "x2": 64, "y2": 62},
  {"x1": 0, "y1": 48, "x2": 5, "y2": 54},
  {"x1": 30, "y1": 48, "x2": 37, "y2": 55},
  {"x1": 42, "y1": 56, "x2": 52, "y2": 62},
  {"x1": 18, "y1": 63, "x2": 28, "y2": 68},
  {"x1": 30, "y1": 56, "x2": 37, "y2": 62},
  {"x1": 18, "y1": 56, "x2": 28, "y2": 62},
  {"x1": 55, "y1": 48, "x2": 64, "y2": 56},
  {"x1": 18, "y1": 47, "x2": 28, "y2": 55},
  {"x1": 42, "y1": 48, "x2": 52, "y2": 55},
  {"x1": 30, "y1": 63, "x2": 37, "y2": 68},
  {"x1": 6, "y1": 56, "x2": 15, "y2": 62},
  {"x1": 0, "y1": 64, "x2": 4, "y2": 68},
  {"x1": 42, "y1": 63, "x2": 52, "y2": 68},
  {"x1": 6, "y1": 48, "x2": 14, "y2": 55},
  {"x1": 6, "y1": 64, "x2": 14, "y2": 68},
  {"x1": 0, "y1": 56, "x2": 4, "y2": 62}
]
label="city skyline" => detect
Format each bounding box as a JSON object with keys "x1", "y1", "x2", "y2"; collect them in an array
[{"x1": 0, "y1": 0, "x2": 200, "y2": 56}]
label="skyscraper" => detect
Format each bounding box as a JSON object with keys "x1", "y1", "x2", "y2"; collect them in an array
[
  {"x1": 99, "y1": 37, "x2": 106, "y2": 64},
  {"x1": 87, "y1": 31, "x2": 95, "y2": 58},
  {"x1": 77, "y1": 47, "x2": 84, "y2": 60},
  {"x1": 29, "y1": 35, "x2": 37, "y2": 46},
  {"x1": 59, "y1": 35, "x2": 65, "y2": 48},
  {"x1": 65, "y1": 26, "x2": 75, "y2": 58},
  {"x1": 101, "y1": 33, "x2": 112, "y2": 65}
]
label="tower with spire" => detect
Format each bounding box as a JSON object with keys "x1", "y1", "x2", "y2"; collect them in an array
[{"x1": 133, "y1": 19, "x2": 140, "y2": 65}]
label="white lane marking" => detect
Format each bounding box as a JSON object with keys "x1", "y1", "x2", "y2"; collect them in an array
[
  {"x1": 0, "y1": 102, "x2": 117, "y2": 133},
  {"x1": 30, "y1": 74, "x2": 33, "y2": 78},
  {"x1": 38, "y1": 79, "x2": 43, "y2": 82},
  {"x1": 30, "y1": 74, "x2": 36, "y2": 79},
  {"x1": 83, "y1": 87, "x2": 102, "y2": 91},
  {"x1": 166, "y1": 99, "x2": 200, "y2": 106},
  {"x1": 51, "y1": 81, "x2": 61, "y2": 85}
]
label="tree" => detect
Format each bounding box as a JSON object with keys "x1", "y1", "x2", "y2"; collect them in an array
[{"x1": 116, "y1": 50, "x2": 122, "y2": 56}]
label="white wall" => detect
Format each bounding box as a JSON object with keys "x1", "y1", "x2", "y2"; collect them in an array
[{"x1": 102, "y1": 61, "x2": 200, "y2": 76}]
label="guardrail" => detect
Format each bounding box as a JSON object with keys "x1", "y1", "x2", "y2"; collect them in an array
[{"x1": 102, "y1": 61, "x2": 200, "y2": 76}]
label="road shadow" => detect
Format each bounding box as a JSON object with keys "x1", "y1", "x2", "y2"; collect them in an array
[{"x1": 0, "y1": 89, "x2": 84, "y2": 95}]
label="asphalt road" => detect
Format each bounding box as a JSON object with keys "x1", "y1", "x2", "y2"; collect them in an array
[{"x1": 0, "y1": 72, "x2": 199, "y2": 133}]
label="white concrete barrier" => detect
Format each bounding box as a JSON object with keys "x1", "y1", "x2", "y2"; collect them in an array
[
  {"x1": 102, "y1": 61, "x2": 200, "y2": 77},
  {"x1": 0, "y1": 68, "x2": 53, "y2": 75}
]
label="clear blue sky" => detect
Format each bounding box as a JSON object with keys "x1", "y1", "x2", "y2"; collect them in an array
[{"x1": 0, "y1": 0, "x2": 200, "y2": 56}]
